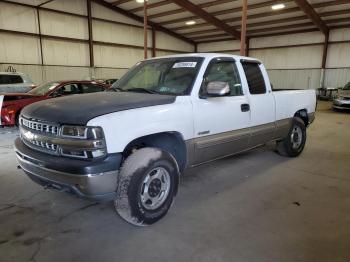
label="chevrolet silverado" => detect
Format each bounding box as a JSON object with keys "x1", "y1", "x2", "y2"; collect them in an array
[{"x1": 15, "y1": 54, "x2": 316, "y2": 226}]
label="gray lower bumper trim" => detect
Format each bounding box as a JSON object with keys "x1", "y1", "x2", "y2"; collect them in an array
[
  {"x1": 16, "y1": 153, "x2": 118, "y2": 201},
  {"x1": 333, "y1": 105, "x2": 350, "y2": 110}
]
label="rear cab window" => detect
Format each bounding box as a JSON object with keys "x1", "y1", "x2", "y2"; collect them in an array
[{"x1": 241, "y1": 61, "x2": 266, "y2": 95}]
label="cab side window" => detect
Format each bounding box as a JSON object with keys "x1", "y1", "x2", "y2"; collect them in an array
[
  {"x1": 202, "y1": 60, "x2": 243, "y2": 96},
  {"x1": 81, "y1": 83, "x2": 105, "y2": 93},
  {"x1": 56, "y1": 84, "x2": 80, "y2": 96},
  {"x1": 241, "y1": 62, "x2": 266, "y2": 94}
]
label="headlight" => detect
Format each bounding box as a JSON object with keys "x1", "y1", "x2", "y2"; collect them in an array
[
  {"x1": 61, "y1": 126, "x2": 87, "y2": 138},
  {"x1": 60, "y1": 126, "x2": 107, "y2": 159},
  {"x1": 61, "y1": 125, "x2": 104, "y2": 139}
]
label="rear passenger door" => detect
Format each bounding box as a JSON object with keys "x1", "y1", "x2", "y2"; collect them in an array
[
  {"x1": 240, "y1": 61, "x2": 275, "y2": 147},
  {"x1": 192, "y1": 58, "x2": 251, "y2": 164}
]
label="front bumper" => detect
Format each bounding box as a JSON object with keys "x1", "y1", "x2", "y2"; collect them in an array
[
  {"x1": 333, "y1": 98, "x2": 350, "y2": 110},
  {"x1": 15, "y1": 138, "x2": 122, "y2": 201}
]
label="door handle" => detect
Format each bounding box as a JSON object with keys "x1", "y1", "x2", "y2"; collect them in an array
[{"x1": 241, "y1": 103, "x2": 250, "y2": 112}]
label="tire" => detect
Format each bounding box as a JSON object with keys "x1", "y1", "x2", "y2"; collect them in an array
[
  {"x1": 114, "y1": 147, "x2": 179, "y2": 226},
  {"x1": 15, "y1": 113, "x2": 20, "y2": 127},
  {"x1": 276, "y1": 117, "x2": 306, "y2": 157}
]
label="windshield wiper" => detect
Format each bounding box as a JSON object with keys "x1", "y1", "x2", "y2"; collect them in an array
[{"x1": 124, "y1": 88, "x2": 159, "y2": 94}]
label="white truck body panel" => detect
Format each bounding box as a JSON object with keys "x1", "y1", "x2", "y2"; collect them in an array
[
  {"x1": 192, "y1": 95, "x2": 251, "y2": 136},
  {"x1": 273, "y1": 90, "x2": 317, "y2": 120},
  {"x1": 88, "y1": 96, "x2": 194, "y2": 153}
]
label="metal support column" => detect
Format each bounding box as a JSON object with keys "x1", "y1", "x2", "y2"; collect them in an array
[
  {"x1": 240, "y1": 0, "x2": 248, "y2": 56},
  {"x1": 143, "y1": 0, "x2": 148, "y2": 59},
  {"x1": 87, "y1": 0, "x2": 94, "y2": 67}
]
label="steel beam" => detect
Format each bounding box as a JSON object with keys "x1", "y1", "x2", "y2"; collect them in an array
[
  {"x1": 143, "y1": 0, "x2": 148, "y2": 59},
  {"x1": 87, "y1": 0, "x2": 94, "y2": 67},
  {"x1": 294, "y1": 0, "x2": 329, "y2": 34},
  {"x1": 240, "y1": 0, "x2": 248, "y2": 56},
  {"x1": 172, "y1": 0, "x2": 241, "y2": 39},
  {"x1": 92, "y1": 0, "x2": 195, "y2": 45},
  {"x1": 322, "y1": 31, "x2": 329, "y2": 69},
  {"x1": 36, "y1": 8, "x2": 44, "y2": 65},
  {"x1": 152, "y1": 27, "x2": 156, "y2": 57}
]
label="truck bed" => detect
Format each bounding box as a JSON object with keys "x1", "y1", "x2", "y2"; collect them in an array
[{"x1": 273, "y1": 89, "x2": 316, "y2": 120}]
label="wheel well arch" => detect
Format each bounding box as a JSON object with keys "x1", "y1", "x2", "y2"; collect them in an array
[
  {"x1": 294, "y1": 109, "x2": 308, "y2": 126},
  {"x1": 122, "y1": 131, "x2": 187, "y2": 172}
]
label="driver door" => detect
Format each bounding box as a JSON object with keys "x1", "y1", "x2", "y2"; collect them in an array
[{"x1": 192, "y1": 58, "x2": 251, "y2": 164}]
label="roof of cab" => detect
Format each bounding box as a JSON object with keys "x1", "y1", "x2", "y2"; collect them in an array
[{"x1": 145, "y1": 53, "x2": 262, "y2": 63}]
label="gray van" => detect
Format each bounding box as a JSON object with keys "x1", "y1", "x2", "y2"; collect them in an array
[{"x1": 0, "y1": 72, "x2": 35, "y2": 93}]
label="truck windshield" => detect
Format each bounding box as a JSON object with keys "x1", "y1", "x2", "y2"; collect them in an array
[
  {"x1": 28, "y1": 81, "x2": 59, "y2": 95},
  {"x1": 112, "y1": 57, "x2": 204, "y2": 95}
]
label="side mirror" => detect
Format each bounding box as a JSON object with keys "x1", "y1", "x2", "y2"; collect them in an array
[{"x1": 206, "y1": 81, "x2": 230, "y2": 97}]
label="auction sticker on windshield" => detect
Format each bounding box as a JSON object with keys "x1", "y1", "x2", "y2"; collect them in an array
[{"x1": 173, "y1": 62, "x2": 197, "y2": 68}]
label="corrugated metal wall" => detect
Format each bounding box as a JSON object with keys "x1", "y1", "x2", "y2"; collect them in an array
[
  {"x1": 198, "y1": 30, "x2": 350, "y2": 89},
  {"x1": 0, "y1": 0, "x2": 194, "y2": 84},
  {"x1": 1, "y1": 0, "x2": 349, "y2": 88}
]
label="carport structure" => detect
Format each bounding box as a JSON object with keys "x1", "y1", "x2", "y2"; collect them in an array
[
  {"x1": 0, "y1": 0, "x2": 349, "y2": 88},
  {"x1": 99, "y1": 0, "x2": 350, "y2": 61}
]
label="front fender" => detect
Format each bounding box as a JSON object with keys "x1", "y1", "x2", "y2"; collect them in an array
[{"x1": 87, "y1": 97, "x2": 193, "y2": 153}]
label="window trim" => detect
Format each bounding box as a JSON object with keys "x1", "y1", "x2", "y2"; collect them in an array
[
  {"x1": 199, "y1": 57, "x2": 243, "y2": 98},
  {"x1": 240, "y1": 59, "x2": 262, "y2": 65}
]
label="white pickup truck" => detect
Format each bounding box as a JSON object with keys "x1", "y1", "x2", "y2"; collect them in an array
[{"x1": 15, "y1": 53, "x2": 316, "y2": 226}]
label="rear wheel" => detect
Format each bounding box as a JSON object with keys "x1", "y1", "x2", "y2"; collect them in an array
[
  {"x1": 114, "y1": 147, "x2": 179, "y2": 226},
  {"x1": 276, "y1": 117, "x2": 306, "y2": 157}
]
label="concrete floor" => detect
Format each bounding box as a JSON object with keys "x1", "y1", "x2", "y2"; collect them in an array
[{"x1": 0, "y1": 101, "x2": 349, "y2": 262}]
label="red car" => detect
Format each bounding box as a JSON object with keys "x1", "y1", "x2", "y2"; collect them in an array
[{"x1": 0, "y1": 80, "x2": 109, "y2": 126}]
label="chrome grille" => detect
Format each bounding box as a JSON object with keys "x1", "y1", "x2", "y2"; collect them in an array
[
  {"x1": 22, "y1": 134, "x2": 58, "y2": 152},
  {"x1": 21, "y1": 117, "x2": 59, "y2": 135},
  {"x1": 20, "y1": 116, "x2": 60, "y2": 155}
]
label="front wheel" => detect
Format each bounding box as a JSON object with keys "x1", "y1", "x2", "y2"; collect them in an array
[
  {"x1": 114, "y1": 147, "x2": 179, "y2": 226},
  {"x1": 276, "y1": 117, "x2": 306, "y2": 157}
]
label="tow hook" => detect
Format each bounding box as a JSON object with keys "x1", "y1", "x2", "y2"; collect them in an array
[{"x1": 17, "y1": 165, "x2": 22, "y2": 170}]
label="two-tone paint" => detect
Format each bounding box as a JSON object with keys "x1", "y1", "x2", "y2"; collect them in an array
[
  {"x1": 15, "y1": 53, "x2": 317, "y2": 200},
  {"x1": 87, "y1": 54, "x2": 316, "y2": 165}
]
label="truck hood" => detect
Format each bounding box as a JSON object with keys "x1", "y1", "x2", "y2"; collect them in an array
[{"x1": 21, "y1": 91, "x2": 176, "y2": 125}]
